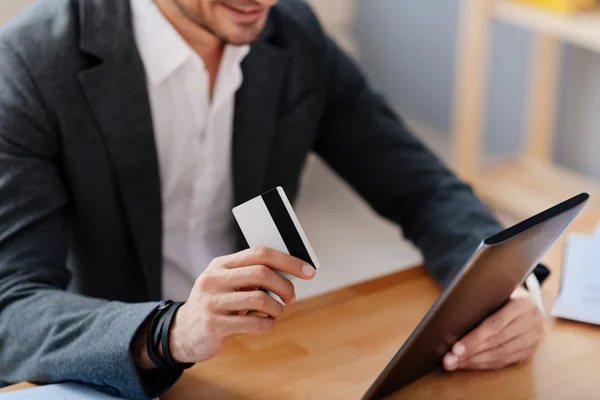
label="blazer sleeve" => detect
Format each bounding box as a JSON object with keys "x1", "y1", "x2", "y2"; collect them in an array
[
  {"x1": 0, "y1": 41, "x2": 180, "y2": 399},
  {"x1": 312, "y1": 34, "x2": 512, "y2": 287}
]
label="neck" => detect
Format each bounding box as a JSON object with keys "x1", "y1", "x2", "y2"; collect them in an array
[{"x1": 154, "y1": 0, "x2": 225, "y2": 97}]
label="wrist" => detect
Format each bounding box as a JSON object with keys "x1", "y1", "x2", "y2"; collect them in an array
[
  {"x1": 168, "y1": 302, "x2": 189, "y2": 363},
  {"x1": 132, "y1": 302, "x2": 184, "y2": 370},
  {"x1": 141, "y1": 301, "x2": 195, "y2": 370}
]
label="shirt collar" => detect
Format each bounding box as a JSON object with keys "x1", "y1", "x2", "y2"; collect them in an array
[{"x1": 130, "y1": 0, "x2": 250, "y2": 86}]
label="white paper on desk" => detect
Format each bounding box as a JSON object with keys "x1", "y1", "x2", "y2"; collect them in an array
[
  {"x1": 0, "y1": 383, "x2": 159, "y2": 400},
  {"x1": 551, "y1": 233, "x2": 600, "y2": 325}
]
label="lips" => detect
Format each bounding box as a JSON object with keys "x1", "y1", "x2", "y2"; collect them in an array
[{"x1": 219, "y1": 2, "x2": 266, "y2": 24}]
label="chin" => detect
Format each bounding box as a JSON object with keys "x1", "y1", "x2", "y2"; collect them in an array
[
  {"x1": 219, "y1": 17, "x2": 268, "y2": 45},
  {"x1": 226, "y1": 35, "x2": 260, "y2": 45},
  {"x1": 220, "y1": 33, "x2": 258, "y2": 45}
]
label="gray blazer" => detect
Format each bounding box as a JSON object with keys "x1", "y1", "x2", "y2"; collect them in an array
[{"x1": 0, "y1": 0, "x2": 525, "y2": 398}]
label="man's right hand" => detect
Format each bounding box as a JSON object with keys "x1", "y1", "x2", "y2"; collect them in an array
[{"x1": 164, "y1": 247, "x2": 315, "y2": 364}]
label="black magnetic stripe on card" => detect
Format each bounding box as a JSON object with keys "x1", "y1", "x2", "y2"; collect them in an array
[{"x1": 261, "y1": 189, "x2": 315, "y2": 268}]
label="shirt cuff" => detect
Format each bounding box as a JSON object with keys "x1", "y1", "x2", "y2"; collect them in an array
[{"x1": 525, "y1": 273, "x2": 544, "y2": 314}]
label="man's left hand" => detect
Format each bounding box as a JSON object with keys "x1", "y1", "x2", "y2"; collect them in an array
[{"x1": 443, "y1": 287, "x2": 544, "y2": 371}]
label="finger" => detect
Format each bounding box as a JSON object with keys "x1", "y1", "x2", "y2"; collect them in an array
[
  {"x1": 453, "y1": 333, "x2": 539, "y2": 371},
  {"x1": 453, "y1": 346, "x2": 535, "y2": 371},
  {"x1": 452, "y1": 298, "x2": 525, "y2": 358},
  {"x1": 459, "y1": 313, "x2": 530, "y2": 357},
  {"x1": 217, "y1": 247, "x2": 316, "y2": 280},
  {"x1": 236, "y1": 286, "x2": 260, "y2": 292},
  {"x1": 216, "y1": 291, "x2": 284, "y2": 320},
  {"x1": 503, "y1": 346, "x2": 537, "y2": 366},
  {"x1": 460, "y1": 297, "x2": 543, "y2": 358},
  {"x1": 236, "y1": 287, "x2": 259, "y2": 315},
  {"x1": 221, "y1": 314, "x2": 277, "y2": 336},
  {"x1": 226, "y1": 265, "x2": 296, "y2": 304}
]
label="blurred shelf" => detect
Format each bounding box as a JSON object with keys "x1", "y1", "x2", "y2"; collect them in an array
[
  {"x1": 474, "y1": 158, "x2": 600, "y2": 220},
  {"x1": 453, "y1": 0, "x2": 600, "y2": 221},
  {"x1": 493, "y1": 1, "x2": 600, "y2": 53}
]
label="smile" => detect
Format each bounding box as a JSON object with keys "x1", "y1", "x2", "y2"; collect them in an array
[{"x1": 219, "y1": 2, "x2": 266, "y2": 24}]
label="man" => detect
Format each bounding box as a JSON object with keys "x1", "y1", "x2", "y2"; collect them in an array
[{"x1": 0, "y1": 0, "x2": 547, "y2": 399}]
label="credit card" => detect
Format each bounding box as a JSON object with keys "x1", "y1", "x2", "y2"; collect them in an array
[{"x1": 232, "y1": 187, "x2": 319, "y2": 302}]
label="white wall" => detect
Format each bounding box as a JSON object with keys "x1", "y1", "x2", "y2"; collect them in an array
[{"x1": 0, "y1": 0, "x2": 421, "y2": 300}]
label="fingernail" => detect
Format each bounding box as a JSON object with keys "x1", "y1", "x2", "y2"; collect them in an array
[
  {"x1": 291, "y1": 294, "x2": 296, "y2": 303},
  {"x1": 453, "y1": 343, "x2": 465, "y2": 357},
  {"x1": 445, "y1": 354, "x2": 457, "y2": 370},
  {"x1": 302, "y1": 264, "x2": 316, "y2": 278}
]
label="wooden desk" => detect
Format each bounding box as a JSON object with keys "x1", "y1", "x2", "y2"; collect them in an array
[{"x1": 3, "y1": 214, "x2": 600, "y2": 399}]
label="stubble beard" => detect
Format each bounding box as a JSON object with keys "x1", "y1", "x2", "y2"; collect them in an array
[{"x1": 171, "y1": 0, "x2": 265, "y2": 45}]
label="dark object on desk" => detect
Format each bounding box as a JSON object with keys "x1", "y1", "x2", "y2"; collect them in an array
[{"x1": 362, "y1": 193, "x2": 589, "y2": 400}]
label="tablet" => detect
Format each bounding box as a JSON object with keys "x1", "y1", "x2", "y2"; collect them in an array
[{"x1": 362, "y1": 193, "x2": 589, "y2": 400}]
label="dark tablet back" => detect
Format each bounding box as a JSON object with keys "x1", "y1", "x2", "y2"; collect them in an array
[{"x1": 362, "y1": 193, "x2": 589, "y2": 400}]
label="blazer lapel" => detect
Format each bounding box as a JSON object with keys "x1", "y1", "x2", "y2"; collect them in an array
[
  {"x1": 77, "y1": 0, "x2": 162, "y2": 299},
  {"x1": 233, "y1": 26, "x2": 292, "y2": 206}
]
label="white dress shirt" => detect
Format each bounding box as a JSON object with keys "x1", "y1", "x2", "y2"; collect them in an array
[{"x1": 131, "y1": 0, "x2": 250, "y2": 301}]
